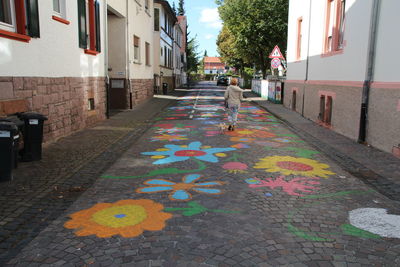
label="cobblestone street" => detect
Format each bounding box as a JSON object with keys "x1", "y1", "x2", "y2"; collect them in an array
[{"x1": 2, "y1": 82, "x2": 400, "y2": 266}]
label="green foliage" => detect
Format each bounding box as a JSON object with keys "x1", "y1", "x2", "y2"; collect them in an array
[
  {"x1": 172, "y1": 2, "x2": 177, "y2": 15},
  {"x1": 217, "y1": 0, "x2": 288, "y2": 78},
  {"x1": 178, "y1": 0, "x2": 185, "y2": 16},
  {"x1": 187, "y1": 36, "x2": 200, "y2": 73}
]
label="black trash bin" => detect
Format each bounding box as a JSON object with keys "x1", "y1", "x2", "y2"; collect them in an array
[
  {"x1": 0, "y1": 116, "x2": 24, "y2": 168},
  {"x1": 18, "y1": 112, "x2": 48, "y2": 162},
  {"x1": 162, "y1": 83, "x2": 168, "y2": 95},
  {"x1": 0, "y1": 121, "x2": 19, "y2": 182}
]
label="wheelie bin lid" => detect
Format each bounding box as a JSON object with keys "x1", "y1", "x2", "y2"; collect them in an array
[
  {"x1": 0, "y1": 121, "x2": 19, "y2": 135},
  {"x1": 18, "y1": 112, "x2": 48, "y2": 121},
  {"x1": 0, "y1": 115, "x2": 24, "y2": 128}
]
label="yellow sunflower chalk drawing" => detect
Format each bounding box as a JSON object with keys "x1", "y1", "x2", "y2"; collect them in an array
[{"x1": 254, "y1": 156, "x2": 335, "y2": 178}]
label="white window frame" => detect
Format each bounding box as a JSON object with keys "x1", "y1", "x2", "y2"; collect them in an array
[
  {"x1": 326, "y1": 0, "x2": 335, "y2": 52},
  {"x1": 0, "y1": 0, "x2": 16, "y2": 32},
  {"x1": 53, "y1": 0, "x2": 66, "y2": 19},
  {"x1": 134, "y1": 35, "x2": 140, "y2": 63}
]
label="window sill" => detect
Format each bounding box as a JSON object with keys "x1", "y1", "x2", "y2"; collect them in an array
[
  {"x1": 133, "y1": 61, "x2": 142, "y2": 65},
  {"x1": 321, "y1": 49, "x2": 343, "y2": 58},
  {"x1": 317, "y1": 120, "x2": 333, "y2": 129},
  {"x1": 0, "y1": 29, "x2": 31, "y2": 43},
  {"x1": 84, "y1": 49, "x2": 100, "y2": 56},
  {"x1": 52, "y1": 16, "x2": 70, "y2": 25}
]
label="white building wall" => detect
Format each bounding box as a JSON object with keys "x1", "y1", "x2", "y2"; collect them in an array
[
  {"x1": 287, "y1": 0, "x2": 373, "y2": 82},
  {"x1": 373, "y1": 0, "x2": 400, "y2": 82},
  {"x1": 107, "y1": 0, "x2": 126, "y2": 16},
  {"x1": 128, "y1": 0, "x2": 154, "y2": 80},
  {"x1": 286, "y1": 0, "x2": 309, "y2": 81},
  {"x1": 0, "y1": 1, "x2": 105, "y2": 78}
]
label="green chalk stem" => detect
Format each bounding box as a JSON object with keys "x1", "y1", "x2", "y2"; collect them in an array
[
  {"x1": 102, "y1": 159, "x2": 206, "y2": 179},
  {"x1": 287, "y1": 190, "x2": 377, "y2": 241},
  {"x1": 165, "y1": 201, "x2": 240, "y2": 217}
]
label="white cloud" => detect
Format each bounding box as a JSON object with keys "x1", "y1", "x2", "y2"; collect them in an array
[
  {"x1": 199, "y1": 8, "x2": 222, "y2": 29},
  {"x1": 205, "y1": 34, "x2": 214, "y2": 40}
]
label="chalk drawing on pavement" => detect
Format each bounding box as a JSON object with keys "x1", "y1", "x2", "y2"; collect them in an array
[
  {"x1": 136, "y1": 174, "x2": 224, "y2": 201},
  {"x1": 64, "y1": 199, "x2": 172, "y2": 238},
  {"x1": 164, "y1": 201, "x2": 240, "y2": 216}
]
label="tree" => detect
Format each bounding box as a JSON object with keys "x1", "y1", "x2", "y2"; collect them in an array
[
  {"x1": 204, "y1": 50, "x2": 208, "y2": 57},
  {"x1": 186, "y1": 36, "x2": 200, "y2": 73},
  {"x1": 178, "y1": 0, "x2": 185, "y2": 16},
  {"x1": 216, "y1": 25, "x2": 243, "y2": 70},
  {"x1": 217, "y1": 0, "x2": 288, "y2": 78},
  {"x1": 172, "y1": 2, "x2": 177, "y2": 15}
]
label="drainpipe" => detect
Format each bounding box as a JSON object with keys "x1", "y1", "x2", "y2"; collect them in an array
[
  {"x1": 104, "y1": 0, "x2": 110, "y2": 119},
  {"x1": 302, "y1": 0, "x2": 313, "y2": 116},
  {"x1": 126, "y1": 0, "x2": 133, "y2": 109},
  {"x1": 358, "y1": 0, "x2": 381, "y2": 143}
]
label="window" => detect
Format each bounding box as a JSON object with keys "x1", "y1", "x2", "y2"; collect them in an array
[
  {"x1": 88, "y1": 98, "x2": 95, "y2": 110},
  {"x1": 78, "y1": 0, "x2": 101, "y2": 54},
  {"x1": 296, "y1": 18, "x2": 302, "y2": 60},
  {"x1": 53, "y1": 0, "x2": 61, "y2": 14},
  {"x1": 319, "y1": 95, "x2": 333, "y2": 125},
  {"x1": 0, "y1": 0, "x2": 40, "y2": 42},
  {"x1": 53, "y1": 0, "x2": 67, "y2": 19},
  {"x1": 319, "y1": 96, "x2": 325, "y2": 121},
  {"x1": 338, "y1": 0, "x2": 346, "y2": 49},
  {"x1": 324, "y1": 0, "x2": 345, "y2": 53},
  {"x1": 164, "y1": 46, "x2": 167, "y2": 67},
  {"x1": 145, "y1": 42, "x2": 150, "y2": 65},
  {"x1": 326, "y1": 0, "x2": 335, "y2": 52},
  {"x1": 154, "y1": 8, "x2": 159, "y2": 31},
  {"x1": 134, "y1": 35, "x2": 140, "y2": 62},
  {"x1": 0, "y1": 0, "x2": 15, "y2": 32}
]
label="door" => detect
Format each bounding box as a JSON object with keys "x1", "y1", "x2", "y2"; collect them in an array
[
  {"x1": 292, "y1": 91, "x2": 296, "y2": 111},
  {"x1": 109, "y1": 79, "x2": 127, "y2": 109}
]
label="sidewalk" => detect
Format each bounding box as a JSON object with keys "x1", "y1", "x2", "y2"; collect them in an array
[
  {"x1": 0, "y1": 95, "x2": 177, "y2": 265},
  {"x1": 248, "y1": 93, "x2": 400, "y2": 202}
]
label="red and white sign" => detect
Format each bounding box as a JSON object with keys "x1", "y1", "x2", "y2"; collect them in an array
[
  {"x1": 269, "y1": 45, "x2": 284, "y2": 59},
  {"x1": 271, "y1": 58, "x2": 281, "y2": 69}
]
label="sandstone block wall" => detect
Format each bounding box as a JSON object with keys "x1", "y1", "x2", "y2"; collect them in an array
[
  {"x1": 130, "y1": 79, "x2": 154, "y2": 105},
  {"x1": 0, "y1": 77, "x2": 106, "y2": 143}
]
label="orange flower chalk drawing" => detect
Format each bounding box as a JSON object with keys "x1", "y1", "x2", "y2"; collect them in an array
[{"x1": 64, "y1": 199, "x2": 172, "y2": 238}]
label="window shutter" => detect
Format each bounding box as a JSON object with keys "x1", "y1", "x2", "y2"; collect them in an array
[
  {"x1": 95, "y1": 0, "x2": 101, "y2": 52},
  {"x1": 25, "y1": 0, "x2": 40, "y2": 37},
  {"x1": 77, "y1": 0, "x2": 87, "y2": 49},
  {"x1": 154, "y1": 8, "x2": 159, "y2": 31}
]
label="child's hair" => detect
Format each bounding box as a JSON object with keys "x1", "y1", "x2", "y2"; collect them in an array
[{"x1": 230, "y1": 78, "x2": 238, "y2": 86}]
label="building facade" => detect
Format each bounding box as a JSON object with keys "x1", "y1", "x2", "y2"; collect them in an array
[
  {"x1": 285, "y1": 0, "x2": 400, "y2": 155},
  {"x1": 173, "y1": 21, "x2": 183, "y2": 88},
  {"x1": 204, "y1": 57, "x2": 226, "y2": 75},
  {"x1": 0, "y1": 0, "x2": 106, "y2": 142},
  {"x1": 153, "y1": 0, "x2": 176, "y2": 93},
  {"x1": 177, "y1": 15, "x2": 187, "y2": 86},
  {"x1": 107, "y1": 0, "x2": 154, "y2": 109}
]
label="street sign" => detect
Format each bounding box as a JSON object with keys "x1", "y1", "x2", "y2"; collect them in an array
[
  {"x1": 269, "y1": 45, "x2": 284, "y2": 59},
  {"x1": 271, "y1": 58, "x2": 281, "y2": 69}
]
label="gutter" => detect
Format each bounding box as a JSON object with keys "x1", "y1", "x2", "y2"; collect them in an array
[
  {"x1": 104, "y1": 0, "x2": 110, "y2": 119},
  {"x1": 126, "y1": 0, "x2": 133, "y2": 109},
  {"x1": 358, "y1": 0, "x2": 381, "y2": 143},
  {"x1": 302, "y1": 0, "x2": 313, "y2": 116}
]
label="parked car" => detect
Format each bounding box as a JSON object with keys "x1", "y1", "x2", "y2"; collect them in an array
[{"x1": 217, "y1": 75, "x2": 228, "y2": 86}]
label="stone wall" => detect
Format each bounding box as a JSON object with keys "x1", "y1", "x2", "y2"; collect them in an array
[
  {"x1": 130, "y1": 79, "x2": 154, "y2": 105},
  {"x1": 0, "y1": 77, "x2": 106, "y2": 143},
  {"x1": 367, "y1": 87, "x2": 400, "y2": 153}
]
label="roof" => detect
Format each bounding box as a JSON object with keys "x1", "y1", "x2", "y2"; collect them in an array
[
  {"x1": 154, "y1": 0, "x2": 177, "y2": 22},
  {"x1": 204, "y1": 57, "x2": 223, "y2": 63}
]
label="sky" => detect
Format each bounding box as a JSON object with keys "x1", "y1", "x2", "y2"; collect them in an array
[{"x1": 168, "y1": 0, "x2": 222, "y2": 57}]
